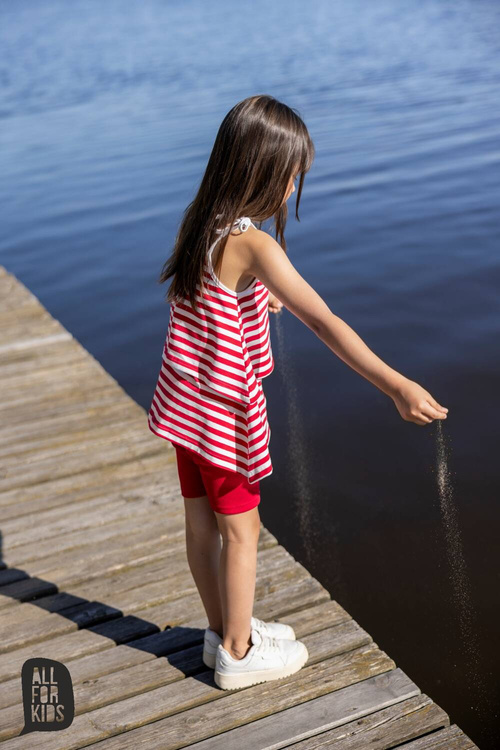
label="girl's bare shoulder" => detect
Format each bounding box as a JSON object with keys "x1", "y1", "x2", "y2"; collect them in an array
[
  {"x1": 242, "y1": 223, "x2": 280, "y2": 249},
  {"x1": 241, "y1": 223, "x2": 282, "y2": 263}
]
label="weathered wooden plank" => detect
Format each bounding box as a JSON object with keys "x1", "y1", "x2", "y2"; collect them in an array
[
  {"x1": 0, "y1": 535, "x2": 185, "y2": 609},
  {"x1": 0, "y1": 510, "x2": 179, "y2": 570},
  {"x1": 0, "y1": 433, "x2": 165, "y2": 493},
  {"x1": 0, "y1": 467, "x2": 176, "y2": 523},
  {"x1": 389, "y1": 724, "x2": 479, "y2": 748},
  {"x1": 284, "y1": 694, "x2": 449, "y2": 749},
  {"x1": 0, "y1": 449, "x2": 171, "y2": 510},
  {"x1": 0, "y1": 388, "x2": 133, "y2": 421},
  {"x1": 0, "y1": 416, "x2": 157, "y2": 471},
  {"x1": 0, "y1": 554, "x2": 180, "y2": 613},
  {"x1": 0, "y1": 385, "x2": 146, "y2": 434},
  {"x1": 0, "y1": 643, "x2": 394, "y2": 749},
  {"x1": 0, "y1": 499, "x2": 184, "y2": 567},
  {"x1": 0, "y1": 359, "x2": 120, "y2": 399},
  {"x1": 0, "y1": 511, "x2": 183, "y2": 571},
  {"x1": 1, "y1": 491, "x2": 180, "y2": 550},
  {"x1": 175, "y1": 668, "x2": 422, "y2": 750},
  {"x1": 0, "y1": 385, "x2": 143, "y2": 424},
  {"x1": 0, "y1": 376, "x2": 119, "y2": 416},
  {"x1": 1, "y1": 486, "x2": 177, "y2": 540},
  {"x1": 0, "y1": 409, "x2": 151, "y2": 464},
  {"x1": 0, "y1": 340, "x2": 87, "y2": 379},
  {"x1": 0, "y1": 330, "x2": 73, "y2": 354}
]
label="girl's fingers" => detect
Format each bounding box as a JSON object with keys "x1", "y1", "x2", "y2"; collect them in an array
[
  {"x1": 413, "y1": 413, "x2": 432, "y2": 425},
  {"x1": 430, "y1": 397, "x2": 448, "y2": 413},
  {"x1": 421, "y1": 403, "x2": 447, "y2": 420},
  {"x1": 429, "y1": 405, "x2": 447, "y2": 418}
]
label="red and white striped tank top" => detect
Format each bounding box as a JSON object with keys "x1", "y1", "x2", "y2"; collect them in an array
[{"x1": 147, "y1": 217, "x2": 274, "y2": 483}]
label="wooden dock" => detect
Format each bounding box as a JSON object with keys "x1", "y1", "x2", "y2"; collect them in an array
[{"x1": 0, "y1": 264, "x2": 479, "y2": 749}]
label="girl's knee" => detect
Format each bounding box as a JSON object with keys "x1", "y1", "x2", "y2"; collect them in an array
[{"x1": 216, "y1": 506, "x2": 261, "y2": 542}]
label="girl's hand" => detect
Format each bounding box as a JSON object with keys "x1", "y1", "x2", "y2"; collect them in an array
[
  {"x1": 268, "y1": 292, "x2": 283, "y2": 314},
  {"x1": 391, "y1": 378, "x2": 449, "y2": 425}
]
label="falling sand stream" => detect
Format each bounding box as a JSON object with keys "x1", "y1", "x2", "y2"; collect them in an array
[{"x1": 434, "y1": 420, "x2": 492, "y2": 728}]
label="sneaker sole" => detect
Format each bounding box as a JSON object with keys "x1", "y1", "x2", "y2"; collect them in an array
[{"x1": 214, "y1": 645, "x2": 309, "y2": 690}]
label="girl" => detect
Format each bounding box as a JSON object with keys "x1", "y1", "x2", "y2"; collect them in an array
[{"x1": 147, "y1": 94, "x2": 449, "y2": 691}]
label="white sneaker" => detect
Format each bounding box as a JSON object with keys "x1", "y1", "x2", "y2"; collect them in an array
[
  {"x1": 214, "y1": 627, "x2": 308, "y2": 690},
  {"x1": 203, "y1": 616, "x2": 296, "y2": 669}
]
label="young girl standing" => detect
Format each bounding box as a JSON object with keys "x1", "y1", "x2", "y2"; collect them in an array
[{"x1": 148, "y1": 94, "x2": 449, "y2": 690}]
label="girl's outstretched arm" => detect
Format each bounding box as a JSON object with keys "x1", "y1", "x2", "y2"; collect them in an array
[{"x1": 245, "y1": 229, "x2": 448, "y2": 426}]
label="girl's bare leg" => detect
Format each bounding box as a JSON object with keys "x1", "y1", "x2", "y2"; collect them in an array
[
  {"x1": 215, "y1": 506, "x2": 261, "y2": 659},
  {"x1": 184, "y1": 496, "x2": 224, "y2": 635},
  {"x1": 183, "y1": 497, "x2": 261, "y2": 660}
]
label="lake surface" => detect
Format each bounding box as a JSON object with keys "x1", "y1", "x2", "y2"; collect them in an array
[{"x1": 1, "y1": 0, "x2": 499, "y2": 746}]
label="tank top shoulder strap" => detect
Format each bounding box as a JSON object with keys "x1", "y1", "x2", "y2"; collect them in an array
[
  {"x1": 208, "y1": 216, "x2": 255, "y2": 263},
  {"x1": 214, "y1": 216, "x2": 254, "y2": 235}
]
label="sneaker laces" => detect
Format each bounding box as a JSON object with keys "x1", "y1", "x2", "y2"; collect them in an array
[
  {"x1": 252, "y1": 616, "x2": 268, "y2": 633},
  {"x1": 258, "y1": 633, "x2": 280, "y2": 655}
]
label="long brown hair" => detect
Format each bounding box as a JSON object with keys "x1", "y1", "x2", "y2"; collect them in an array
[{"x1": 159, "y1": 94, "x2": 315, "y2": 312}]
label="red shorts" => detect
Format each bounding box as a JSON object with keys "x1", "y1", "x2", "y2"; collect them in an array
[{"x1": 171, "y1": 442, "x2": 260, "y2": 515}]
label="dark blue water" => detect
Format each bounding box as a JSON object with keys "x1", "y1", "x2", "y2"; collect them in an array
[{"x1": 1, "y1": 0, "x2": 499, "y2": 745}]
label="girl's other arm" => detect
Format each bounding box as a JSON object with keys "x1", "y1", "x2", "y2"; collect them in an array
[{"x1": 246, "y1": 230, "x2": 448, "y2": 426}]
